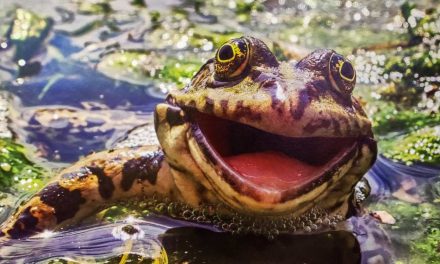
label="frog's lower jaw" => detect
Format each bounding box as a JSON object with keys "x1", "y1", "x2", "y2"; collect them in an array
[{"x1": 158, "y1": 102, "x2": 376, "y2": 216}]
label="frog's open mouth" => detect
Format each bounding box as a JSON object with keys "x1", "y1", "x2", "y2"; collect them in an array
[{"x1": 189, "y1": 112, "x2": 359, "y2": 202}]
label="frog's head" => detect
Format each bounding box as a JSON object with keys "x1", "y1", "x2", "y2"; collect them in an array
[{"x1": 155, "y1": 36, "x2": 376, "y2": 216}]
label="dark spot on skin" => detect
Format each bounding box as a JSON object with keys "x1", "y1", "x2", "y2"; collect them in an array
[
  {"x1": 291, "y1": 89, "x2": 310, "y2": 120},
  {"x1": 7, "y1": 207, "x2": 39, "y2": 239},
  {"x1": 108, "y1": 149, "x2": 115, "y2": 153},
  {"x1": 234, "y1": 100, "x2": 261, "y2": 121},
  {"x1": 290, "y1": 83, "x2": 322, "y2": 121},
  {"x1": 249, "y1": 70, "x2": 262, "y2": 81},
  {"x1": 309, "y1": 78, "x2": 357, "y2": 113},
  {"x1": 303, "y1": 118, "x2": 332, "y2": 134},
  {"x1": 188, "y1": 100, "x2": 197, "y2": 107},
  {"x1": 327, "y1": 199, "x2": 347, "y2": 216},
  {"x1": 40, "y1": 183, "x2": 86, "y2": 223},
  {"x1": 339, "y1": 116, "x2": 350, "y2": 134},
  {"x1": 311, "y1": 79, "x2": 329, "y2": 93},
  {"x1": 166, "y1": 106, "x2": 185, "y2": 127},
  {"x1": 352, "y1": 116, "x2": 361, "y2": 131},
  {"x1": 332, "y1": 118, "x2": 342, "y2": 136},
  {"x1": 121, "y1": 151, "x2": 164, "y2": 191},
  {"x1": 220, "y1": 100, "x2": 228, "y2": 115},
  {"x1": 87, "y1": 166, "x2": 114, "y2": 200},
  {"x1": 204, "y1": 97, "x2": 215, "y2": 114}
]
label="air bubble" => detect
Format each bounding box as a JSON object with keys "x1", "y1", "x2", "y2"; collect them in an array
[
  {"x1": 154, "y1": 203, "x2": 166, "y2": 213},
  {"x1": 122, "y1": 196, "x2": 342, "y2": 238},
  {"x1": 180, "y1": 210, "x2": 190, "y2": 220}
]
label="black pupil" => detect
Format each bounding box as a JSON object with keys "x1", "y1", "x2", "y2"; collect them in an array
[
  {"x1": 341, "y1": 62, "x2": 354, "y2": 79},
  {"x1": 218, "y1": 45, "x2": 234, "y2": 61}
]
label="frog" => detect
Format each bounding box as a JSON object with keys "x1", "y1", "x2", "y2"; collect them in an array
[{"x1": 0, "y1": 36, "x2": 377, "y2": 239}]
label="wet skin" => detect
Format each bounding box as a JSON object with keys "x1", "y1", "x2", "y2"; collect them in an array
[{"x1": 0, "y1": 37, "x2": 377, "y2": 238}]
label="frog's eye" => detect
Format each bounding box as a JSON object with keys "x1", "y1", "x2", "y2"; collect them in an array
[
  {"x1": 214, "y1": 38, "x2": 250, "y2": 81},
  {"x1": 328, "y1": 53, "x2": 356, "y2": 96}
]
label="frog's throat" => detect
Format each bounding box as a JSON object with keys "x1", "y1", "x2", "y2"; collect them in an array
[{"x1": 155, "y1": 103, "x2": 376, "y2": 215}]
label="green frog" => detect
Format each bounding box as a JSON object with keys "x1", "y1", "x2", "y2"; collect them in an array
[{"x1": 0, "y1": 36, "x2": 377, "y2": 239}]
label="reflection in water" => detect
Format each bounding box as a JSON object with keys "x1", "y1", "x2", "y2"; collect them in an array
[
  {"x1": 0, "y1": 216, "x2": 192, "y2": 263},
  {"x1": 367, "y1": 155, "x2": 440, "y2": 199},
  {"x1": 162, "y1": 227, "x2": 361, "y2": 264},
  {"x1": 0, "y1": 214, "x2": 394, "y2": 264}
]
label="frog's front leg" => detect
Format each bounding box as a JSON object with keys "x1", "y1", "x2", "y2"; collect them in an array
[{"x1": 0, "y1": 145, "x2": 178, "y2": 239}]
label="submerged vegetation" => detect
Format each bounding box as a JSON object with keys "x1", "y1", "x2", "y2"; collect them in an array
[
  {"x1": 370, "y1": 200, "x2": 440, "y2": 264},
  {"x1": 0, "y1": 138, "x2": 44, "y2": 192},
  {"x1": 381, "y1": 127, "x2": 440, "y2": 166},
  {"x1": 371, "y1": 102, "x2": 440, "y2": 135},
  {"x1": 97, "y1": 50, "x2": 202, "y2": 90}
]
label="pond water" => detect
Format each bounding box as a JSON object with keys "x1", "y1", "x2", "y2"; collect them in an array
[{"x1": 0, "y1": 0, "x2": 439, "y2": 263}]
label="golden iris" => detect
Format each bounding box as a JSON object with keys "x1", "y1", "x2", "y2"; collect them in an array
[
  {"x1": 214, "y1": 37, "x2": 250, "y2": 81},
  {"x1": 328, "y1": 53, "x2": 356, "y2": 96}
]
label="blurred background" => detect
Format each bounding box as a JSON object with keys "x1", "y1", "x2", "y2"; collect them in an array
[{"x1": 0, "y1": 0, "x2": 438, "y2": 263}]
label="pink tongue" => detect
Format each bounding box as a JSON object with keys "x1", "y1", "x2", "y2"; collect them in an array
[{"x1": 224, "y1": 151, "x2": 325, "y2": 191}]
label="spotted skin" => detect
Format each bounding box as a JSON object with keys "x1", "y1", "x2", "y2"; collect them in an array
[
  {"x1": 1, "y1": 146, "x2": 179, "y2": 238},
  {"x1": 1, "y1": 36, "x2": 376, "y2": 239}
]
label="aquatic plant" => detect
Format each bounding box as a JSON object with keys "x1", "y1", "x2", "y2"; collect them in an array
[
  {"x1": 1, "y1": 8, "x2": 53, "y2": 77},
  {"x1": 371, "y1": 102, "x2": 440, "y2": 135},
  {"x1": 77, "y1": 0, "x2": 113, "y2": 15},
  {"x1": 370, "y1": 200, "x2": 440, "y2": 263},
  {"x1": 0, "y1": 138, "x2": 44, "y2": 192},
  {"x1": 381, "y1": 127, "x2": 440, "y2": 166},
  {"x1": 379, "y1": 2, "x2": 439, "y2": 108},
  {"x1": 98, "y1": 50, "x2": 203, "y2": 92}
]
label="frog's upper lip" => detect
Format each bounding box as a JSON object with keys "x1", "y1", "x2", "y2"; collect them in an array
[{"x1": 188, "y1": 110, "x2": 364, "y2": 203}]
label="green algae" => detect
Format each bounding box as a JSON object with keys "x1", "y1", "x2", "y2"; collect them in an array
[
  {"x1": 97, "y1": 51, "x2": 203, "y2": 90},
  {"x1": 400, "y1": 1, "x2": 439, "y2": 42},
  {"x1": 191, "y1": 28, "x2": 242, "y2": 49},
  {"x1": 371, "y1": 102, "x2": 440, "y2": 135},
  {"x1": 77, "y1": 0, "x2": 113, "y2": 15},
  {"x1": 159, "y1": 58, "x2": 202, "y2": 87},
  {"x1": 0, "y1": 138, "x2": 45, "y2": 192},
  {"x1": 7, "y1": 8, "x2": 53, "y2": 62},
  {"x1": 276, "y1": 20, "x2": 403, "y2": 55},
  {"x1": 377, "y1": 2, "x2": 439, "y2": 107},
  {"x1": 380, "y1": 127, "x2": 440, "y2": 166},
  {"x1": 234, "y1": 0, "x2": 265, "y2": 22}
]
